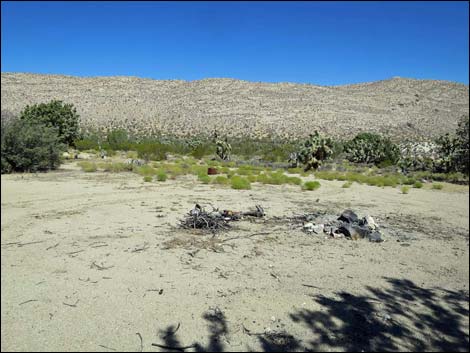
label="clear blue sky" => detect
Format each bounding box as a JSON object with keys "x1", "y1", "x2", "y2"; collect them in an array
[{"x1": 2, "y1": 1, "x2": 469, "y2": 85}]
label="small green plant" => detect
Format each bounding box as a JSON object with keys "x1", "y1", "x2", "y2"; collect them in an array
[
  {"x1": 303, "y1": 181, "x2": 321, "y2": 191},
  {"x1": 78, "y1": 161, "x2": 97, "y2": 172},
  {"x1": 342, "y1": 181, "x2": 353, "y2": 188},
  {"x1": 198, "y1": 174, "x2": 211, "y2": 184},
  {"x1": 432, "y1": 183, "x2": 444, "y2": 190},
  {"x1": 413, "y1": 181, "x2": 423, "y2": 188},
  {"x1": 212, "y1": 175, "x2": 230, "y2": 185},
  {"x1": 143, "y1": 176, "x2": 153, "y2": 182},
  {"x1": 230, "y1": 175, "x2": 251, "y2": 189},
  {"x1": 156, "y1": 170, "x2": 167, "y2": 181},
  {"x1": 401, "y1": 186, "x2": 410, "y2": 194},
  {"x1": 134, "y1": 165, "x2": 157, "y2": 176}
]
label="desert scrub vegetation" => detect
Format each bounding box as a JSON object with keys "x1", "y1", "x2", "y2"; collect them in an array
[
  {"x1": 156, "y1": 170, "x2": 168, "y2": 181},
  {"x1": 212, "y1": 175, "x2": 230, "y2": 185},
  {"x1": 432, "y1": 183, "x2": 444, "y2": 190},
  {"x1": 342, "y1": 181, "x2": 353, "y2": 188},
  {"x1": 344, "y1": 132, "x2": 400, "y2": 167},
  {"x1": 303, "y1": 181, "x2": 321, "y2": 191},
  {"x1": 401, "y1": 186, "x2": 410, "y2": 194},
  {"x1": 78, "y1": 161, "x2": 98, "y2": 172},
  {"x1": 20, "y1": 100, "x2": 81, "y2": 146},
  {"x1": 290, "y1": 131, "x2": 334, "y2": 171},
  {"x1": 413, "y1": 181, "x2": 424, "y2": 188},
  {"x1": 230, "y1": 175, "x2": 251, "y2": 190},
  {"x1": 1, "y1": 116, "x2": 64, "y2": 173},
  {"x1": 143, "y1": 176, "x2": 153, "y2": 182},
  {"x1": 198, "y1": 174, "x2": 211, "y2": 184}
]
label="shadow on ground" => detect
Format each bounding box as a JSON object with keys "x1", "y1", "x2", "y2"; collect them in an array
[{"x1": 153, "y1": 278, "x2": 469, "y2": 352}]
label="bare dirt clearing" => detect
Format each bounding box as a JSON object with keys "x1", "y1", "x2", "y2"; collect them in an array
[{"x1": 1, "y1": 163, "x2": 469, "y2": 351}]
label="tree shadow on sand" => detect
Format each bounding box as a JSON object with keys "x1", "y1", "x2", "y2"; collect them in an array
[
  {"x1": 153, "y1": 278, "x2": 469, "y2": 352},
  {"x1": 290, "y1": 277, "x2": 469, "y2": 352}
]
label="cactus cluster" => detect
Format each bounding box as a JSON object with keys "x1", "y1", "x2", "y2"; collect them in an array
[
  {"x1": 398, "y1": 142, "x2": 439, "y2": 172},
  {"x1": 212, "y1": 131, "x2": 232, "y2": 161},
  {"x1": 345, "y1": 132, "x2": 400, "y2": 166},
  {"x1": 293, "y1": 131, "x2": 333, "y2": 171}
]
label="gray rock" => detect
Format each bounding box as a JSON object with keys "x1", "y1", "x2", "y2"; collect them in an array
[
  {"x1": 368, "y1": 231, "x2": 384, "y2": 243},
  {"x1": 338, "y1": 209, "x2": 359, "y2": 223}
]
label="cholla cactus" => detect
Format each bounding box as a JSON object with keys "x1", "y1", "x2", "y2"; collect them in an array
[
  {"x1": 213, "y1": 131, "x2": 231, "y2": 161},
  {"x1": 295, "y1": 131, "x2": 333, "y2": 171},
  {"x1": 345, "y1": 132, "x2": 400, "y2": 166},
  {"x1": 398, "y1": 141, "x2": 439, "y2": 172}
]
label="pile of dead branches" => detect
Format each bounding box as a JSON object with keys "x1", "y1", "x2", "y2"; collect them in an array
[{"x1": 179, "y1": 204, "x2": 265, "y2": 234}]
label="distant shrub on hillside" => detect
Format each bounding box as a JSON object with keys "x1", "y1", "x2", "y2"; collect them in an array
[{"x1": 19, "y1": 100, "x2": 80, "y2": 146}]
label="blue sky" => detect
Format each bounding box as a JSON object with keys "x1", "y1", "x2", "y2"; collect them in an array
[{"x1": 1, "y1": 1, "x2": 469, "y2": 85}]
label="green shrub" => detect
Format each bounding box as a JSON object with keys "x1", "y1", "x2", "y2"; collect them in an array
[
  {"x1": 413, "y1": 181, "x2": 423, "y2": 188},
  {"x1": 432, "y1": 183, "x2": 444, "y2": 190},
  {"x1": 345, "y1": 132, "x2": 400, "y2": 166},
  {"x1": 303, "y1": 181, "x2": 321, "y2": 191},
  {"x1": 136, "y1": 141, "x2": 168, "y2": 161},
  {"x1": 401, "y1": 186, "x2": 410, "y2": 194},
  {"x1": 143, "y1": 176, "x2": 153, "y2": 182},
  {"x1": 107, "y1": 129, "x2": 131, "y2": 151},
  {"x1": 342, "y1": 181, "x2": 353, "y2": 188},
  {"x1": 198, "y1": 174, "x2": 211, "y2": 184},
  {"x1": 78, "y1": 161, "x2": 97, "y2": 172},
  {"x1": 19, "y1": 100, "x2": 80, "y2": 146},
  {"x1": 212, "y1": 175, "x2": 230, "y2": 185},
  {"x1": 1, "y1": 118, "x2": 64, "y2": 173},
  {"x1": 156, "y1": 170, "x2": 167, "y2": 181},
  {"x1": 74, "y1": 138, "x2": 100, "y2": 151},
  {"x1": 287, "y1": 176, "x2": 302, "y2": 185},
  {"x1": 134, "y1": 165, "x2": 157, "y2": 176},
  {"x1": 190, "y1": 142, "x2": 213, "y2": 159},
  {"x1": 231, "y1": 175, "x2": 251, "y2": 190}
]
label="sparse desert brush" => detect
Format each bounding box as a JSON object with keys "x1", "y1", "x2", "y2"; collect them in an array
[
  {"x1": 287, "y1": 176, "x2": 302, "y2": 185},
  {"x1": 287, "y1": 167, "x2": 303, "y2": 174},
  {"x1": 126, "y1": 151, "x2": 138, "y2": 159},
  {"x1": 401, "y1": 186, "x2": 410, "y2": 194},
  {"x1": 198, "y1": 174, "x2": 211, "y2": 184},
  {"x1": 143, "y1": 176, "x2": 153, "y2": 182},
  {"x1": 413, "y1": 181, "x2": 423, "y2": 188},
  {"x1": 231, "y1": 175, "x2": 251, "y2": 190},
  {"x1": 432, "y1": 183, "x2": 444, "y2": 190},
  {"x1": 247, "y1": 174, "x2": 258, "y2": 183},
  {"x1": 134, "y1": 165, "x2": 157, "y2": 176},
  {"x1": 156, "y1": 170, "x2": 167, "y2": 181},
  {"x1": 78, "y1": 161, "x2": 97, "y2": 172},
  {"x1": 342, "y1": 181, "x2": 353, "y2": 188},
  {"x1": 303, "y1": 181, "x2": 321, "y2": 191},
  {"x1": 191, "y1": 165, "x2": 208, "y2": 176},
  {"x1": 402, "y1": 177, "x2": 417, "y2": 185},
  {"x1": 212, "y1": 175, "x2": 230, "y2": 185}
]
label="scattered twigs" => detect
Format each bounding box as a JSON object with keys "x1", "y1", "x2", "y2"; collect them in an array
[
  {"x1": 19, "y1": 299, "x2": 38, "y2": 306},
  {"x1": 222, "y1": 232, "x2": 271, "y2": 243},
  {"x1": 270, "y1": 272, "x2": 281, "y2": 282},
  {"x1": 17, "y1": 240, "x2": 47, "y2": 247},
  {"x1": 67, "y1": 249, "x2": 85, "y2": 255},
  {"x1": 151, "y1": 343, "x2": 196, "y2": 352},
  {"x1": 63, "y1": 299, "x2": 79, "y2": 307},
  {"x1": 91, "y1": 262, "x2": 114, "y2": 271},
  {"x1": 136, "y1": 332, "x2": 143, "y2": 352},
  {"x1": 162, "y1": 323, "x2": 181, "y2": 339},
  {"x1": 131, "y1": 243, "x2": 150, "y2": 253},
  {"x1": 98, "y1": 344, "x2": 117, "y2": 351},
  {"x1": 46, "y1": 242, "x2": 60, "y2": 250}
]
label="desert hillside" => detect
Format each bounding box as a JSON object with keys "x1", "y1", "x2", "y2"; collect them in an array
[{"x1": 1, "y1": 73, "x2": 468, "y2": 141}]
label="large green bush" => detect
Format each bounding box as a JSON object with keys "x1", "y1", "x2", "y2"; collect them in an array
[
  {"x1": 19, "y1": 100, "x2": 80, "y2": 146},
  {"x1": 345, "y1": 132, "x2": 400, "y2": 166},
  {"x1": 1, "y1": 118, "x2": 64, "y2": 173},
  {"x1": 106, "y1": 129, "x2": 132, "y2": 151}
]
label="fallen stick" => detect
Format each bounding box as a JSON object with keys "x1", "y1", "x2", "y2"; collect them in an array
[
  {"x1": 222, "y1": 232, "x2": 271, "y2": 243},
  {"x1": 46, "y1": 243, "x2": 60, "y2": 250},
  {"x1": 67, "y1": 249, "x2": 85, "y2": 255},
  {"x1": 136, "y1": 333, "x2": 143, "y2": 352},
  {"x1": 19, "y1": 299, "x2": 38, "y2": 306},
  {"x1": 18, "y1": 240, "x2": 47, "y2": 247},
  {"x1": 63, "y1": 299, "x2": 79, "y2": 307},
  {"x1": 98, "y1": 344, "x2": 116, "y2": 351},
  {"x1": 151, "y1": 343, "x2": 196, "y2": 352}
]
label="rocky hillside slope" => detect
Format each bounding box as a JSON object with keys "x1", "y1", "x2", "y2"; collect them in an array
[{"x1": 1, "y1": 73, "x2": 468, "y2": 141}]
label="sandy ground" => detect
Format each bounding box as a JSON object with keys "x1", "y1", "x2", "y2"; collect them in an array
[{"x1": 1, "y1": 162, "x2": 469, "y2": 352}]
